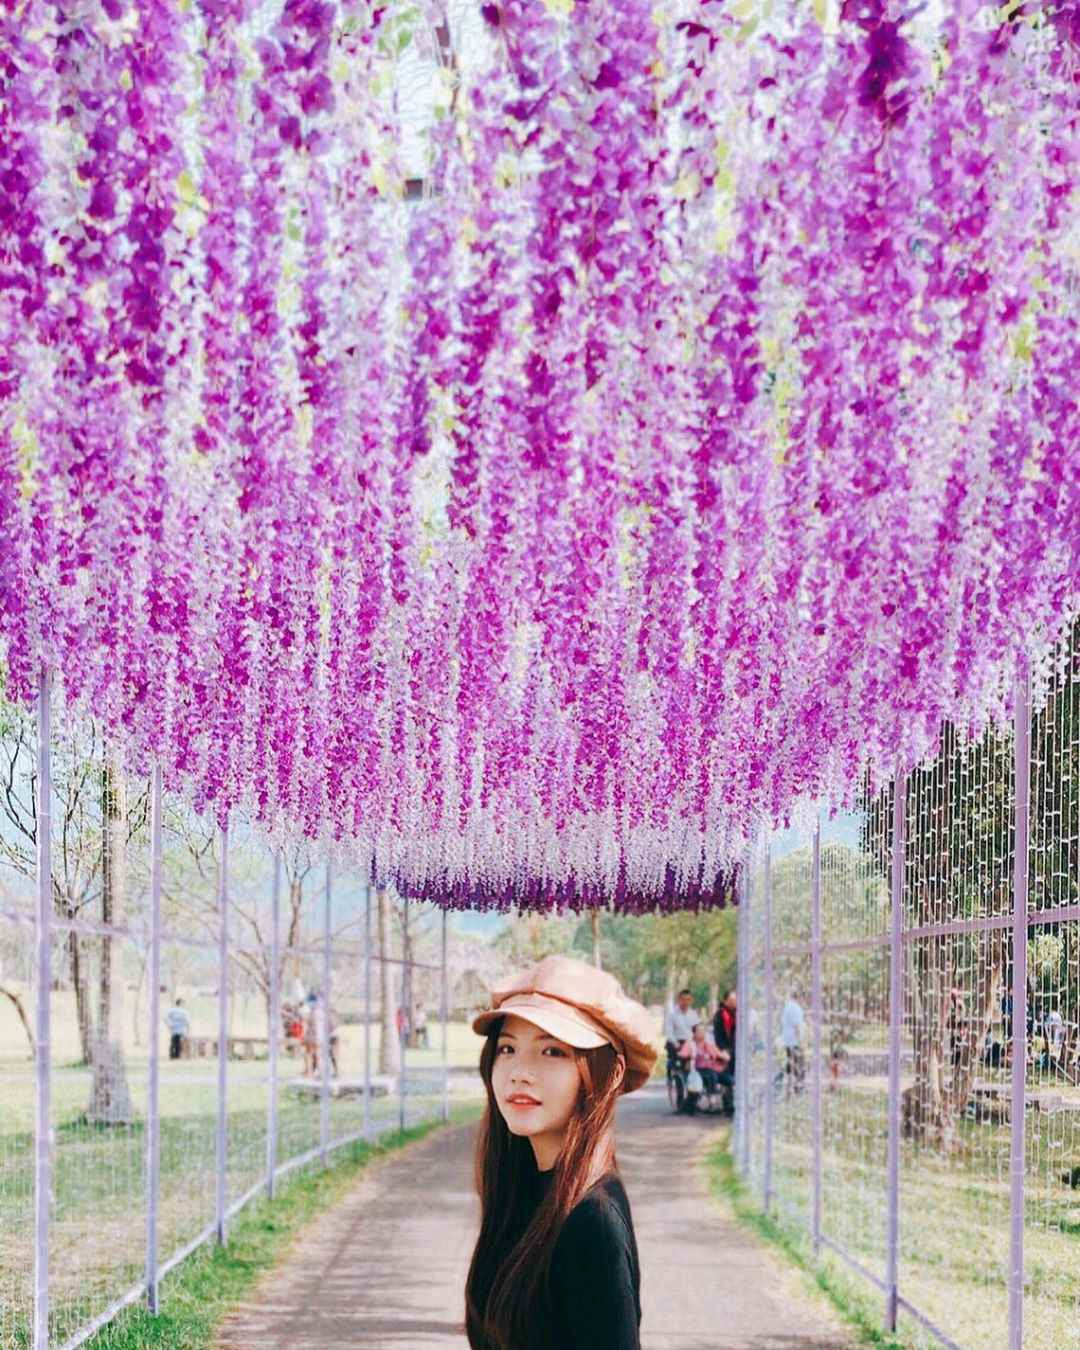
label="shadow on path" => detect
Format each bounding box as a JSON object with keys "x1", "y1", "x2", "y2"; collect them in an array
[
  {"x1": 217, "y1": 1085, "x2": 852, "y2": 1349},
  {"x1": 617, "y1": 1085, "x2": 851, "y2": 1349}
]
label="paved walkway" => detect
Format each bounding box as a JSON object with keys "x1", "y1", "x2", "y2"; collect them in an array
[{"x1": 216, "y1": 1085, "x2": 852, "y2": 1349}]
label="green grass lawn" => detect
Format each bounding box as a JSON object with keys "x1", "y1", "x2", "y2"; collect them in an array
[
  {"x1": 82, "y1": 1104, "x2": 484, "y2": 1350},
  {"x1": 745, "y1": 1079, "x2": 1080, "y2": 1349},
  {"x1": 0, "y1": 993, "x2": 489, "y2": 1350},
  {"x1": 0, "y1": 1084, "x2": 482, "y2": 1349}
]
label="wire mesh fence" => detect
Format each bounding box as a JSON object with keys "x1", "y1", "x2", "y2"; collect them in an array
[
  {"x1": 738, "y1": 621, "x2": 1080, "y2": 1350},
  {"x1": 0, "y1": 687, "x2": 482, "y2": 1350}
]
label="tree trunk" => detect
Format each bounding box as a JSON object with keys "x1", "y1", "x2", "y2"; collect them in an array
[
  {"x1": 591, "y1": 910, "x2": 602, "y2": 969},
  {"x1": 132, "y1": 949, "x2": 148, "y2": 1048},
  {"x1": 903, "y1": 928, "x2": 1005, "y2": 1149},
  {"x1": 377, "y1": 889, "x2": 400, "y2": 1075},
  {"x1": 70, "y1": 929, "x2": 95, "y2": 1065},
  {"x1": 903, "y1": 935, "x2": 951, "y2": 1147},
  {"x1": 707, "y1": 979, "x2": 720, "y2": 1018},
  {"x1": 0, "y1": 985, "x2": 35, "y2": 1056},
  {"x1": 88, "y1": 756, "x2": 134, "y2": 1125}
]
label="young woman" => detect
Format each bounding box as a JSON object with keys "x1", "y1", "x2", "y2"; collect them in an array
[{"x1": 465, "y1": 954, "x2": 658, "y2": 1350}]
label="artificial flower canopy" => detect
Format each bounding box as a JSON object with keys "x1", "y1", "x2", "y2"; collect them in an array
[{"x1": 1, "y1": 0, "x2": 1078, "y2": 911}]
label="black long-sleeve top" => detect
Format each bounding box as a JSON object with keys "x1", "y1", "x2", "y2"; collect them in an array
[{"x1": 536, "y1": 1168, "x2": 642, "y2": 1350}]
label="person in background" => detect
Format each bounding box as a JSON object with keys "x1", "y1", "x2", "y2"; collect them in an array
[
  {"x1": 415, "y1": 1001, "x2": 429, "y2": 1048},
  {"x1": 686, "y1": 1023, "x2": 734, "y2": 1116},
  {"x1": 165, "y1": 997, "x2": 190, "y2": 1060},
  {"x1": 780, "y1": 992, "x2": 806, "y2": 1093},
  {"x1": 663, "y1": 989, "x2": 699, "y2": 1065},
  {"x1": 712, "y1": 989, "x2": 737, "y2": 1075},
  {"x1": 1045, "y1": 1004, "x2": 1065, "y2": 1060},
  {"x1": 948, "y1": 985, "x2": 966, "y2": 1069},
  {"x1": 327, "y1": 1000, "x2": 341, "y2": 1076},
  {"x1": 303, "y1": 992, "x2": 320, "y2": 1077}
]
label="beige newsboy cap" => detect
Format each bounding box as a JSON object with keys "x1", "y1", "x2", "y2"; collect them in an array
[{"x1": 472, "y1": 954, "x2": 659, "y2": 1094}]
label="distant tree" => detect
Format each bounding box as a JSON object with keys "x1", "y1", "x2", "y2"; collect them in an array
[
  {"x1": 0, "y1": 692, "x2": 147, "y2": 1095},
  {"x1": 864, "y1": 622, "x2": 1079, "y2": 1148}
]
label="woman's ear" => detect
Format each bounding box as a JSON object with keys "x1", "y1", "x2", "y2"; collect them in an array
[{"x1": 614, "y1": 1053, "x2": 626, "y2": 1089}]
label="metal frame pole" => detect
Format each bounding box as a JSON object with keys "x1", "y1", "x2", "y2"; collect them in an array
[
  {"x1": 737, "y1": 856, "x2": 751, "y2": 1178},
  {"x1": 1008, "y1": 661, "x2": 1032, "y2": 1350},
  {"x1": 145, "y1": 766, "x2": 163, "y2": 1313},
  {"x1": 399, "y1": 895, "x2": 408, "y2": 1133},
  {"x1": 267, "y1": 855, "x2": 281, "y2": 1198},
  {"x1": 320, "y1": 864, "x2": 332, "y2": 1166},
  {"x1": 763, "y1": 844, "x2": 774, "y2": 1214},
  {"x1": 885, "y1": 769, "x2": 906, "y2": 1332},
  {"x1": 33, "y1": 673, "x2": 52, "y2": 1350},
  {"x1": 745, "y1": 853, "x2": 750, "y2": 1182},
  {"x1": 441, "y1": 907, "x2": 449, "y2": 1124},
  {"x1": 810, "y1": 819, "x2": 823, "y2": 1256},
  {"x1": 215, "y1": 826, "x2": 229, "y2": 1245},
  {"x1": 363, "y1": 885, "x2": 372, "y2": 1140}
]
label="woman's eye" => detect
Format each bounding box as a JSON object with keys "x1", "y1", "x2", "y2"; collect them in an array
[
  {"x1": 496, "y1": 1044, "x2": 512, "y2": 1054},
  {"x1": 544, "y1": 1047, "x2": 566, "y2": 1057}
]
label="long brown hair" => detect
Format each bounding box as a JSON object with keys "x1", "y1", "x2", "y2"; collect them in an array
[{"x1": 465, "y1": 1017, "x2": 626, "y2": 1350}]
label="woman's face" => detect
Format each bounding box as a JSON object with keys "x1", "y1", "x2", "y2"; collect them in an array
[{"x1": 491, "y1": 1014, "x2": 583, "y2": 1163}]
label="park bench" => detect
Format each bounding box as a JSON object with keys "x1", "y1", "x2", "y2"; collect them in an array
[
  {"x1": 178, "y1": 1034, "x2": 269, "y2": 1061},
  {"x1": 227, "y1": 1035, "x2": 268, "y2": 1060},
  {"x1": 1056, "y1": 1026, "x2": 1080, "y2": 1086},
  {"x1": 967, "y1": 1081, "x2": 1048, "y2": 1123},
  {"x1": 179, "y1": 1034, "x2": 216, "y2": 1060},
  {"x1": 287, "y1": 1075, "x2": 394, "y2": 1100}
]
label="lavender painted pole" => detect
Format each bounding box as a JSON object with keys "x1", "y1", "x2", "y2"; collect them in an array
[
  {"x1": 399, "y1": 895, "x2": 408, "y2": 1133},
  {"x1": 33, "y1": 673, "x2": 52, "y2": 1350},
  {"x1": 732, "y1": 868, "x2": 743, "y2": 1170},
  {"x1": 810, "y1": 819, "x2": 823, "y2": 1256},
  {"x1": 1008, "y1": 660, "x2": 1032, "y2": 1350},
  {"x1": 320, "y1": 864, "x2": 332, "y2": 1166},
  {"x1": 735, "y1": 860, "x2": 751, "y2": 1177},
  {"x1": 441, "y1": 907, "x2": 449, "y2": 1124},
  {"x1": 763, "y1": 845, "x2": 774, "y2": 1214},
  {"x1": 267, "y1": 855, "x2": 281, "y2": 1198},
  {"x1": 885, "y1": 769, "x2": 906, "y2": 1332},
  {"x1": 363, "y1": 885, "x2": 372, "y2": 1140},
  {"x1": 145, "y1": 766, "x2": 163, "y2": 1313},
  {"x1": 215, "y1": 826, "x2": 229, "y2": 1245}
]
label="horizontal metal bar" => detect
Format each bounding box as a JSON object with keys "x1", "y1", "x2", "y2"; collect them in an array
[
  {"x1": 820, "y1": 934, "x2": 890, "y2": 954},
  {"x1": 774, "y1": 933, "x2": 889, "y2": 957},
  {"x1": 0, "y1": 903, "x2": 34, "y2": 927},
  {"x1": 225, "y1": 1176, "x2": 266, "y2": 1223},
  {"x1": 157, "y1": 1220, "x2": 216, "y2": 1283},
  {"x1": 270, "y1": 1120, "x2": 397, "y2": 1185},
  {"x1": 56, "y1": 1279, "x2": 148, "y2": 1350},
  {"x1": 902, "y1": 914, "x2": 1014, "y2": 942},
  {"x1": 44, "y1": 915, "x2": 142, "y2": 942},
  {"x1": 895, "y1": 1295, "x2": 964, "y2": 1350},
  {"x1": 819, "y1": 1233, "x2": 888, "y2": 1293},
  {"x1": 29, "y1": 915, "x2": 439, "y2": 968},
  {"x1": 1028, "y1": 903, "x2": 1080, "y2": 927},
  {"x1": 901, "y1": 904, "x2": 1080, "y2": 944},
  {"x1": 52, "y1": 1110, "x2": 442, "y2": 1350},
  {"x1": 817, "y1": 1236, "x2": 963, "y2": 1349}
]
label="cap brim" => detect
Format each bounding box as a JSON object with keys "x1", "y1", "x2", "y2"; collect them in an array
[{"x1": 473, "y1": 998, "x2": 610, "y2": 1051}]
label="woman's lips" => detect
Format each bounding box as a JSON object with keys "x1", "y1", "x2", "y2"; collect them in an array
[{"x1": 507, "y1": 1095, "x2": 541, "y2": 1109}]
